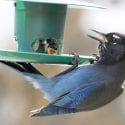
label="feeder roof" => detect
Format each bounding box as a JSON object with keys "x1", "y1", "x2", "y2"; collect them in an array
[{"x1": 11, "y1": 0, "x2": 105, "y2": 9}]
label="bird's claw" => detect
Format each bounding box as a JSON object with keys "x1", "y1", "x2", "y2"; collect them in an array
[
  {"x1": 70, "y1": 52, "x2": 80, "y2": 66},
  {"x1": 92, "y1": 54, "x2": 100, "y2": 61}
]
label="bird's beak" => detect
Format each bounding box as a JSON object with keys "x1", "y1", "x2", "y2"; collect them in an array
[{"x1": 88, "y1": 29, "x2": 108, "y2": 43}]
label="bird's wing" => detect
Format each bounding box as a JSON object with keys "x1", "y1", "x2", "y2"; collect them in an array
[{"x1": 31, "y1": 81, "x2": 106, "y2": 116}]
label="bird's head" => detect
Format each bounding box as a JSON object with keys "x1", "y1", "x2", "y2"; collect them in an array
[{"x1": 88, "y1": 30, "x2": 125, "y2": 64}]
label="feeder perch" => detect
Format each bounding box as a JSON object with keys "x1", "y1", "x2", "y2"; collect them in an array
[{"x1": 0, "y1": 0, "x2": 104, "y2": 64}]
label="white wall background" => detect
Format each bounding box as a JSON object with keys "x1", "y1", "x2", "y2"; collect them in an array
[{"x1": 0, "y1": 1, "x2": 17, "y2": 50}]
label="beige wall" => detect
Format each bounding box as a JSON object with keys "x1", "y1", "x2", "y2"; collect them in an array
[{"x1": 0, "y1": 0, "x2": 125, "y2": 125}]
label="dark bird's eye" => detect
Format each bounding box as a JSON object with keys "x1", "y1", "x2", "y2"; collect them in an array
[
  {"x1": 111, "y1": 34, "x2": 120, "y2": 45},
  {"x1": 112, "y1": 38, "x2": 117, "y2": 44}
]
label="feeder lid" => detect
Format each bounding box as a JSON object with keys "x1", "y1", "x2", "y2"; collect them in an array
[{"x1": 11, "y1": 0, "x2": 105, "y2": 9}]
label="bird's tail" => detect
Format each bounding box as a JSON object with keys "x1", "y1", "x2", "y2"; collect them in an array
[
  {"x1": 22, "y1": 72, "x2": 54, "y2": 100},
  {"x1": 30, "y1": 105, "x2": 77, "y2": 116}
]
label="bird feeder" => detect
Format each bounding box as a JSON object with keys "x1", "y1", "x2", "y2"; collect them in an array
[{"x1": 0, "y1": 0, "x2": 104, "y2": 64}]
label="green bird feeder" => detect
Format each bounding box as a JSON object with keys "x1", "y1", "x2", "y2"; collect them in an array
[{"x1": 0, "y1": 0, "x2": 104, "y2": 64}]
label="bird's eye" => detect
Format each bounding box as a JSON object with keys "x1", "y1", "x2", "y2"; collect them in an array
[
  {"x1": 111, "y1": 34, "x2": 120, "y2": 45},
  {"x1": 112, "y1": 38, "x2": 117, "y2": 44}
]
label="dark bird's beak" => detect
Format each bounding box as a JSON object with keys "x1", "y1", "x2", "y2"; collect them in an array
[{"x1": 88, "y1": 29, "x2": 108, "y2": 43}]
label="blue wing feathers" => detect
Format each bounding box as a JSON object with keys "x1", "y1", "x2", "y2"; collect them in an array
[
  {"x1": 67, "y1": 83, "x2": 105, "y2": 108},
  {"x1": 35, "y1": 82, "x2": 106, "y2": 116},
  {"x1": 52, "y1": 82, "x2": 105, "y2": 108}
]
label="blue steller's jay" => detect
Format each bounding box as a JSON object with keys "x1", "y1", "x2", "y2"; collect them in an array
[{"x1": 1, "y1": 30, "x2": 125, "y2": 116}]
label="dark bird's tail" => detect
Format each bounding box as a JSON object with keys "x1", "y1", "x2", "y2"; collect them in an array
[{"x1": 31, "y1": 105, "x2": 77, "y2": 116}]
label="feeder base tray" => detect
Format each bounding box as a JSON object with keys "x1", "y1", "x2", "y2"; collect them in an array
[{"x1": 0, "y1": 50, "x2": 95, "y2": 64}]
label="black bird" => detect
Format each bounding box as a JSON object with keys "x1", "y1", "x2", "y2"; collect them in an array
[{"x1": 1, "y1": 30, "x2": 125, "y2": 116}]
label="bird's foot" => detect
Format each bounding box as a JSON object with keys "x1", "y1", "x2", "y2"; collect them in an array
[
  {"x1": 92, "y1": 54, "x2": 100, "y2": 61},
  {"x1": 55, "y1": 52, "x2": 79, "y2": 77},
  {"x1": 70, "y1": 52, "x2": 80, "y2": 67}
]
